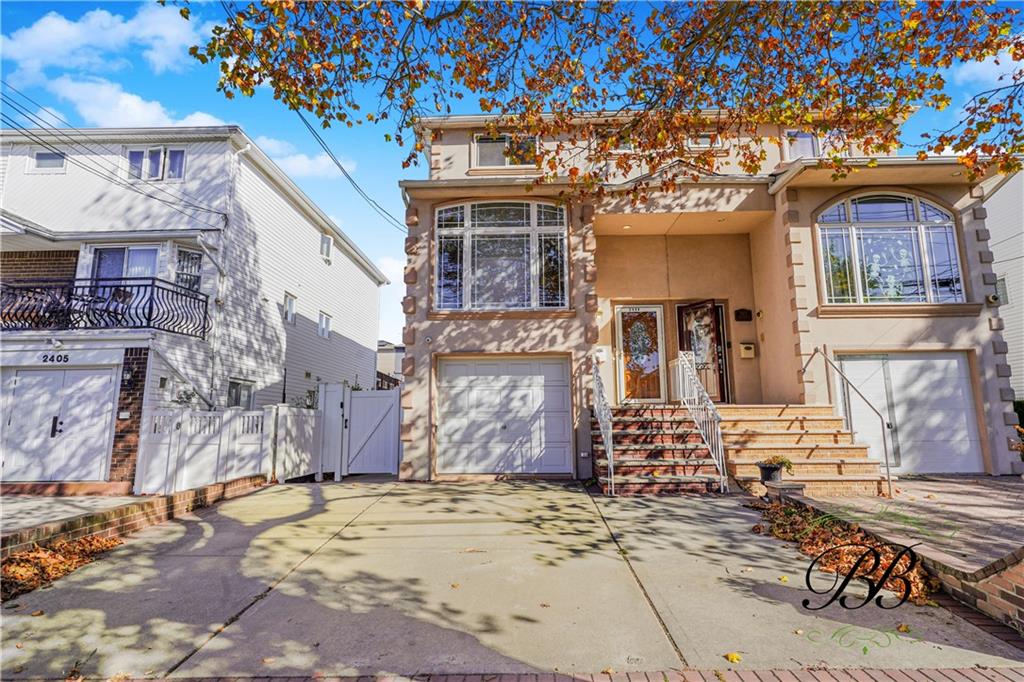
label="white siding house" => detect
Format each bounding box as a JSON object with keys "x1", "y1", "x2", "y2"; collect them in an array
[
  {"x1": 985, "y1": 172, "x2": 1023, "y2": 397},
  {"x1": 0, "y1": 126, "x2": 386, "y2": 493}
]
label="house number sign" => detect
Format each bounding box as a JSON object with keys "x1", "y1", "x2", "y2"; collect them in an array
[{"x1": 40, "y1": 352, "x2": 71, "y2": 364}]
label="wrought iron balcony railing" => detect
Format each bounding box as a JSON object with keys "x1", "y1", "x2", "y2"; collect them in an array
[{"x1": 1, "y1": 277, "x2": 210, "y2": 339}]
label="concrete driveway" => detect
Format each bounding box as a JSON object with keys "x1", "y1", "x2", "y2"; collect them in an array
[{"x1": 1, "y1": 482, "x2": 1021, "y2": 678}]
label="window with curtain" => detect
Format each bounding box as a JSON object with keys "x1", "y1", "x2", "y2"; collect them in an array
[
  {"x1": 817, "y1": 194, "x2": 965, "y2": 304},
  {"x1": 435, "y1": 201, "x2": 568, "y2": 310}
]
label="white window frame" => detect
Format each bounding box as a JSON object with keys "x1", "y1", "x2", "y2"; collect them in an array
[
  {"x1": 125, "y1": 145, "x2": 187, "y2": 182},
  {"x1": 283, "y1": 292, "x2": 297, "y2": 324},
  {"x1": 816, "y1": 193, "x2": 966, "y2": 305},
  {"x1": 28, "y1": 149, "x2": 67, "y2": 174},
  {"x1": 89, "y1": 243, "x2": 162, "y2": 280},
  {"x1": 320, "y1": 234, "x2": 333, "y2": 263},
  {"x1": 686, "y1": 130, "x2": 726, "y2": 151},
  {"x1": 472, "y1": 133, "x2": 540, "y2": 168},
  {"x1": 318, "y1": 311, "x2": 331, "y2": 338},
  {"x1": 784, "y1": 129, "x2": 820, "y2": 160},
  {"x1": 433, "y1": 200, "x2": 569, "y2": 312}
]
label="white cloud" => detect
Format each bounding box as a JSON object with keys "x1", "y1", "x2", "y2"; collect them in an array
[
  {"x1": 376, "y1": 256, "x2": 406, "y2": 342},
  {"x1": 952, "y1": 49, "x2": 1023, "y2": 88},
  {"x1": 1, "y1": 4, "x2": 208, "y2": 83},
  {"x1": 254, "y1": 135, "x2": 357, "y2": 179},
  {"x1": 48, "y1": 75, "x2": 225, "y2": 128}
]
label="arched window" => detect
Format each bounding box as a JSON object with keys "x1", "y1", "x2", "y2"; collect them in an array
[
  {"x1": 435, "y1": 201, "x2": 568, "y2": 310},
  {"x1": 817, "y1": 194, "x2": 964, "y2": 304}
]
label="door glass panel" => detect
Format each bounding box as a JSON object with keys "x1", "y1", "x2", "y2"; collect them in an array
[
  {"x1": 125, "y1": 248, "x2": 158, "y2": 278},
  {"x1": 93, "y1": 248, "x2": 126, "y2": 280},
  {"x1": 620, "y1": 309, "x2": 663, "y2": 401},
  {"x1": 680, "y1": 302, "x2": 723, "y2": 401}
]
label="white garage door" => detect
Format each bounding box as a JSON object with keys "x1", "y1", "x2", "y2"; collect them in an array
[
  {"x1": 437, "y1": 357, "x2": 573, "y2": 474},
  {"x1": 837, "y1": 352, "x2": 983, "y2": 474},
  {"x1": 2, "y1": 368, "x2": 117, "y2": 481}
]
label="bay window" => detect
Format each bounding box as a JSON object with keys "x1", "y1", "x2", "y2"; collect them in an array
[
  {"x1": 435, "y1": 201, "x2": 569, "y2": 310},
  {"x1": 817, "y1": 194, "x2": 965, "y2": 304}
]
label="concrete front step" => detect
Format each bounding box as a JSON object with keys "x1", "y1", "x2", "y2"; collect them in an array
[
  {"x1": 721, "y1": 430, "x2": 855, "y2": 445},
  {"x1": 725, "y1": 443, "x2": 870, "y2": 458},
  {"x1": 597, "y1": 474, "x2": 720, "y2": 496},
  {"x1": 735, "y1": 474, "x2": 888, "y2": 497},
  {"x1": 719, "y1": 416, "x2": 847, "y2": 431},
  {"x1": 728, "y1": 459, "x2": 882, "y2": 477},
  {"x1": 716, "y1": 404, "x2": 837, "y2": 418}
]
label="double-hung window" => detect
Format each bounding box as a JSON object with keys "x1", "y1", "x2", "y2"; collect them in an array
[
  {"x1": 785, "y1": 130, "x2": 820, "y2": 159},
  {"x1": 318, "y1": 311, "x2": 331, "y2": 337},
  {"x1": 474, "y1": 134, "x2": 538, "y2": 167},
  {"x1": 818, "y1": 194, "x2": 965, "y2": 304},
  {"x1": 174, "y1": 249, "x2": 203, "y2": 291},
  {"x1": 435, "y1": 201, "x2": 568, "y2": 311},
  {"x1": 127, "y1": 146, "x2": 186, "y2": 181}
]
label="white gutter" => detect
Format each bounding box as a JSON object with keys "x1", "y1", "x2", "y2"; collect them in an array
[{"x1": 767, "y1": 156, "x2": 993, "y2": 195}]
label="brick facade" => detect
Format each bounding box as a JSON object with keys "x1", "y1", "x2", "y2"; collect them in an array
[
  {"x1": 0, "y1": 250, "x2": 79, "y2": 283},
  {"x1": 938, "y1": 550, "x2": 1024, "y2": 636},
  {"x1": 110, "y1": 348, "x2": 149, "y2": 484}
]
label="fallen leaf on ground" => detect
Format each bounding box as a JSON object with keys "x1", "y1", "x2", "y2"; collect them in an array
[
  {"x1": 15, "y1": 642, "x2": 23, "y2": 649},
  {"x1": 2, "y1": 537, "x2": 122, "y2": 601},
  {"x1": 778, "y1": 575, "x2": 789, "y2": 583},
  {"x1": 723, "y1": 652, "x2": 742, "y2": 663},
  {"x1": 450, "y1": 583, "x2": 460, "y2": 589},
  {"x1": 540, "y1": 602, "x2": 551, "y2": 608},
  {"x1": 462, "y1": 548, "x2": 486, "y2": 553},
  {"x1": 896, "y1": 623, "x2": 911, "y2": 633},
  {"x1": 30, "y1": 610, "x2": 44, "y2": 617},
  {"x1": 741, "y1": 567, "x2": 753, "y2": 572},
  {"x1": 600, "y1": 668, "x2": 615, "y2": 674},
  {"x1": 794, "y1": 629, "x2": 804, "y2": 635},
  {"x1": 261, "y1": 657, "x2": 276, "y2": 665}
]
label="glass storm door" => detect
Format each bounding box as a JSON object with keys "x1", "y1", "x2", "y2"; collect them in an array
[
  {"x1": 678, "y1": 300, "x2": 728, "y2": 402},
  {"x1": 615, "y1": 305, "x2": 667, "y2": 403}
]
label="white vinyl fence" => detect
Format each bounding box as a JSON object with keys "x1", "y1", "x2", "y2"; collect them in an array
[
  {"x1": 135, "y1": 404, "x2": 322, "y2": 494},
  {"x1": 319, "y1": 383, "x2": 401, "y2": 478}
]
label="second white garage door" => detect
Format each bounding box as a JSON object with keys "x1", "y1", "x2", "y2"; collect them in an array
[
  {"x1": 837, "y1": 352, "x2": 984, "y2": 474},
  {"x1": 437, "y1": 357, "x2": 573, "y2": 474}
]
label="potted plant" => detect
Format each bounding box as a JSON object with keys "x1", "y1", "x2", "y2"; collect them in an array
[{"x1": 756, "y1": 455, "x2": 794, "y2": 483}]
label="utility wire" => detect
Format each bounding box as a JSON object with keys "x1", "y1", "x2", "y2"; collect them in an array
[
  {"x1": 987, "y1": 230, "x2": 1023, "y2": 249},
  {"x1": 1, "y1": 83, "x2": 227, "y2": 218},
  {"x1": 219, "y1": 0, "x2": 408, "y2": 234},
  {"x1": 1, "y1": 114, "x2": 225, "y2": 231}
]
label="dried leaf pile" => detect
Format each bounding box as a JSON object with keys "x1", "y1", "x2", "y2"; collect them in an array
[
  {"x1": 2, "y1": 536, "x2": 122, "y2": 601},
  {"x1": 751, "y1": 501, "x2": 939, "y2": 606}
]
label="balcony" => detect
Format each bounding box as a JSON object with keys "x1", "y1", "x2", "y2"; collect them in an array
[{"x1": 0, "y1": 278, "x2": 210, "y2": 339}]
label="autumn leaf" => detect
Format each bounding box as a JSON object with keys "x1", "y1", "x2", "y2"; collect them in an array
[
  {"x1": 778, "y1": 576, "x2": 789, "y2": 583},
  {"x1": 723, "y1": 652, "x2": 742, "y2": 663},
  {"x1": 450, "y1": 582, "x2": 460, "y2": 589},
  {"x1": 30, "y1": 610, "x2": 44, "y2": 617},
  {"x1": 896, "y1": 623, "x2": 911, "y2": 633}
]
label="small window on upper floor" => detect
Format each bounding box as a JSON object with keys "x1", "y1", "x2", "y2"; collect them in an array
[
  {"x1": 32, "y1": 150, "x2": 66, "y2": 172},
  {"x1": 283, "y1": 293, "x2": 297, "y2": 324},
  {"x1": 996, "y1": 277, "x2": 1009, "y2": 305},
  {"x1": 175, "y1": 249, "x2": 203, "y2": 291},
  {"x1": 687, "y1": 131, "x2": 725, "y2": 151},
  {"x1": 127, "y1": 146, "x2": 186, "y2": 181},
  {"x1": 785, "y1": 130, "x2": 820, "y2": 159},
  {"x1": 320, "y1": 234, "x2": 333, "y2": 262},
  {"x1": 227, "y1": 379, "x2": 255, "y2": 409},
  {"x1": 318, "y1": 311, "x2": 331, "y2": 338},
  {"x1": 474, "y1": 133, "x2": 537, "y2": 167}
]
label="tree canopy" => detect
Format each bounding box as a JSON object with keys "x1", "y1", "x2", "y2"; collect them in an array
[{"x1": 183, "y1": 0, "x2": 1024, "y2": 193}]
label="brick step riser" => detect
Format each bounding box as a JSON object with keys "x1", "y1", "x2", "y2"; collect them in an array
[
  {"x1": 740, "y1": 479, "x2": 885, "y2": 498},
  {"x1": 592, "y1": 421, "x2": 699, "y2": 431},
  {"x1": 607, "y1": 409, "x2": 692, "y2": 418},
  {"x1": 716, "y1": 406, "x2": 836, "y2": 418},
  {"x1": 719, "y1": 419, "x2": 846, "y2": 431},
  {"x1": 728, "y1": 462, "x2": 882, "y2": 477},
  {"x1": 723, "y1": 433, "x2": 855, "y2": 445},
  {"x1": 596, "y1": 464, "x2": 721, "y2": 478},
  {"x1": 726, "y1": 446, "x2": 870, "y2": 458},
  {"x1": 598, "y1": 481, "x2": 716, "y2": 496},
  {"x1": 594, "y1": 448, "x2": 713, "y2": 459},
  {"x1": 598, "y1": 434, "x2": 707, "y2": 445}
]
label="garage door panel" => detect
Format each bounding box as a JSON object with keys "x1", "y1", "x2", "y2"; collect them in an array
[
  {"x1": 838, "y1": 352, "x2": 983, "y2": 475},
  {"x1": 437, "y1": 357, "x2": 572, "y2": 475}
]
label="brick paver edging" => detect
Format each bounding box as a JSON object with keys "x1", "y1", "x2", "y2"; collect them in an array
[
  {"x1": 0, "y1": 475, "x2": 268, "y2": 560},
  {"x1": 780, "y1": 492, "x2": 1024, "y2": 644},
  {"x1": 125, "y1": 669, "x2": 1024, "y2": 681}
]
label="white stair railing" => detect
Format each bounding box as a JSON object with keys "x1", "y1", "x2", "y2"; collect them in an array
[
  {"x1": 591, "y1": 355, "x2": 616, "y2": 496},
  {"x1": 669, "y1": 352, "x2": 728, "y2": 493}
]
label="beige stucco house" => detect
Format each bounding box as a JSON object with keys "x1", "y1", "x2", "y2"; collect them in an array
[{"x1": 396, "y1": 115, "x2": 1021, "y2": 494}]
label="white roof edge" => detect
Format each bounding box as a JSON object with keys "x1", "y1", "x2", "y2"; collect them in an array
[
  {"x1": 767, "y1": 156, "x2": 984, "y2": 195},
  {"x1": 0, "y1": 126, "x2": 389, "y2": 286}
]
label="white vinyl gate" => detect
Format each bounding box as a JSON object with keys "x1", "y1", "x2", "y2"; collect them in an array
[{"x1": 319, "y1": 384, "x2": 400, "y2": 478}]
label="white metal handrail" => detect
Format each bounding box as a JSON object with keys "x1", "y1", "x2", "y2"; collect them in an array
[
  {"x1": 592, "y1": 355, "x2": 616, "y2": 496},
  {"x1": 800, "y1": 347, "x2": 894, "y2": 498},
  {"x1": 670, "y1": 352, "x2": 728, "y2": 493}
]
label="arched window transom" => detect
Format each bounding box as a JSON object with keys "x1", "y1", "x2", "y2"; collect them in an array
[
  {"x1": 817, "y1": 194, "x2": 964, "y2": 304},
  {"x1": 435, "y1": 201, "x2": 568, "y2": 310}
]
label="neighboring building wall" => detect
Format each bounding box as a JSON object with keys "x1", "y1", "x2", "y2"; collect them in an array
[
  {"x1": 985, "y1": 173, "x2": 1023, "y2": 396},
  {"x1": 783, "y1": 183, "x2": 1018, "y2": 474},
  {"x1": 594, "y1": 233, "x2": 764, "y2": 403},
  {"x1": 400, "y1": 194, "x2": 595, "y2": 480},
  {"x1": 0, "y1": 250, "x2": 79, "y2": 283},
  {"x1": 227, "y1": 154, "x2": 380, "y2": 407},
  {"x1": 110, "y1": 347, "x2": 149, "y2": 483}
]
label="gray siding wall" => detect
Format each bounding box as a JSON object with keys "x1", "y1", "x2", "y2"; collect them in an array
[{"x1": 986, "y1": 173, "x2": 1023, "y2": 395}]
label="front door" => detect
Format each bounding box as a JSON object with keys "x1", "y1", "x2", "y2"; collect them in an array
[
  {"x1": 677, "y1": 301, "x2": 729, "y2": 402},
  {"x1": 615, "y1": 305, "x2": 667, "y2": 403}
]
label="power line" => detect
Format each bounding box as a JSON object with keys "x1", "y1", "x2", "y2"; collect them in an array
[
  {"x1": 0, "y1": 114, "x2": 225, "y2": 231},
  {"x1": 1, "y1": 83, "x2": 227, "y2": 218},
  {"x1": 218, "y1": 0, "x2": 408, "y2": 234},
  {"x1": 987, "y1": 230, "x2": 1023, "y2": 249}
]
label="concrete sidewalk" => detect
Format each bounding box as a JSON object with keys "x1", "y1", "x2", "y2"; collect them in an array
[{"x1": 1, "y1": 482, "x2": 1021, "y2": 678}]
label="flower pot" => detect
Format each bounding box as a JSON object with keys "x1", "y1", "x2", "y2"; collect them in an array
[{"x1": 757, "y1": 463, "x2": 783, "y2": 483}]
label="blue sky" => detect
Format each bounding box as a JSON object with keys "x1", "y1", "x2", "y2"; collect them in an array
[{"x1": 1, "y1": 2, "x2": 1019, "y2": 341}]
